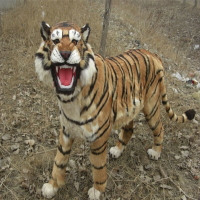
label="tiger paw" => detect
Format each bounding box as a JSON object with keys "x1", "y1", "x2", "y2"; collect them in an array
[
  {"x1": 42, "y1": 183, "x2": 58, "y2": 199},
  {"x1": 147, "y1": 149, "x2": 161, "y2": 160},
  {"x1": 109, "y1": 146, "x2": 124, "y2": 158},
  {"x1": 88, "y1": 187, "x2": 101, "y2": 200}
]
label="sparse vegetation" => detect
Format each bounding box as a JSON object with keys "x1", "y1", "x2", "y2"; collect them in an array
[{"x1": 0, "y1": 0, "x2": 199, "y2": 199}]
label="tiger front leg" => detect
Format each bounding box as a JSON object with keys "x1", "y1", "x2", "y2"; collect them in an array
[
  {"x1": 42, "y1": 129, "x2": 74, "y2": 199},
  {"x1": 88, "y1": 138, "x2": 108, "y2": 200}
]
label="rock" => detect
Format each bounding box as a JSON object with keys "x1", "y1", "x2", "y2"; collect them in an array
[
  {"x1": 192, "y1": 119, "x2": 198, "y2": 125},
  {"x1": 175, "y1": 155, "x2": 181, "y2": 160},
  {"x1": 181, "y1": 195, "x2": 187, "y2": 200},
  {"x1": 12, "y1": 95, "x2": 16, "y2": 100},
  {"x1": 180, "y1": 146, "x2": 189, "y2": 150},
  {"x1": 23, "y1": 168, "x2": 29, "y2": 174},
  {"x1": 130, "y1": 151, "x2": 135, "y2": 157},
  {"x1": 194, "y1": 44, "x2": 199, "y2": 50},
  {"x1": 181, "y1": 151, "x2": 189, "y2": 157},
  {"x1": 159, "y1": 184, "x2": 173, "y2": 190},
  {"x1": 144, "y1": 164, "x2": 153, "y2": 171},
  {"x1": 172, "y1": 72, "x2": 185, "y2": 81},
  {"x1": 117, "y1": 184, "x2": 123, "y2": 189},
  {"x1": 15, "y1": 136, "x2": 23, "y2": 142},
  {"x1": 106, "y1": 178, "x2": 114, "y2": 190},
  {"x1": 74, "y1": 181, "x2": 79, "y2": 191},
  {"x1": 140, "y1": 174, "x2": 152, "y2": 183},
  {"x1": 68, "y1": 159, "x2": 76, "y2": 169},
  {"x1": 153, "y1": 174, "x2": 161, "y2": 182},
  {"x1": 191, "y1": 91, "x2": 200, "y2": 100},
  {"x1": 13, "y1": 148, "x2": 20, "y2": 154},
  {"x1": 24, "y1": 139, "x2": 35, "y2": 146},
  {"x1": 138, "y1": 165, "x2": 144, "y2": 172},
  {"x1": 2, "y1": 134, "x2": 11, "y2": 141},
  {"x1": 10, "y1": 143, "x2": 20, "y2": 151}
]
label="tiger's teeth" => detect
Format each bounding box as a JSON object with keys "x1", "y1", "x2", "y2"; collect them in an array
[
  {"x1": 59, "y1": 65, "x2": 73, "y2": 69},
  {"x1": 56, "y1": 67, "x2": 58, "y2": 73}
]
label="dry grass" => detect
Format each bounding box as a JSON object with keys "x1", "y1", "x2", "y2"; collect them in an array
[{"x1": 0, "y1": 0, "x2": 199, "y2": 199}]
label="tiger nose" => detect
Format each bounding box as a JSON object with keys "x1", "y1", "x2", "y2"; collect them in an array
[{"x1": 60, "y1": 51, "x2": 71, "y2": 60}]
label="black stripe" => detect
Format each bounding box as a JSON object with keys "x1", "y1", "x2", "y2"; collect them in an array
[
  {"x1": 62, "y1": 92, "x2": 109, "y2": 125},
  {"x1": 91, "y1": 141, "x2": 107, "y2": 152},
  {"x1": 96, "y1": 83, "x2": 108, "y2": 108},
  {"x1": 112, "y1": 100, "x2": 117, "y2": 122},
  {"x1": 155, "y1": 143, "x2": 162, "y2": 146},
  {"x1": 146, "y1": 106, "x2": 159, "y2": 122},
  {"x1": 95, "y1": 179, "x2": 107, "y2": 185},
  {"x1": 117, "y1": 54, "x2": 133, "y2": 80},
  {"x1": 91, "y1": 145, "x2": 107, "y2": 155},
  {"x1": 63, "y1": 126, "x2": 70, "y2": 138},
  {"x1": 44, "y1": 63, "x2": 52, "y2": 70},
  {"x1": 166, "y1": 107, "x2": 170, "y2": 113},
  {"x1": 122, "y1": 127, "x2": 134, "y2": 132},
  {"x1": 87, "y1": 118, "x2": 110, "y2": 140},
  {"x1": 94, "y1": 122, "x2": 111, "y2": 142},
  {"x1": 126, "y1": 50, "x2": 140, "y2": 83},
  {"x1": 118, "y1": 139, "x2": 126, "y2": 146},
  {"x1": 35, "y1": 52, "x2": 44, "y2": 59},
  {"x1": 169, "y1": 113, "x2": 174, "y2": 120},
  {"x1": 85, "y1": 73, "x2": 98, "y2": 98},
  {"x1": 146, "y1": 95, "x2": 160, "y2": 120},
  {"x1": 58, "y1": 145, "x2": 71, "y2": 156},
  {"x1": 92, "y1": 164, "x2": 106, "y2": 170},
  {"x1": 162, "y1": 101, "x2": 167, "y2": 105},
  {"x1": 136, "y1": 49, "x2": 150, "y2": 84},
  {"x1": 80, "y1": 90, "x2": 98, "y2": 115},
  {"x1": 154, "y1": 127, "x2": 162, "y2": 137},
  {"x1": 54, "y1": 161, "x2": 67, "y2": 169},
  {"x1": 182, "y1": 116, "x2": 185, "y2": 123},
  {"x1": 150, "y1": 76, "x2": 163, "y2": 99},
  {"x1": 81, "y1": 54, "x2": 94, "y2": 69},
  {"x1": 146, "y1": 69, "x2": 163, "y2": 94},
  {"x1": 108, "y1": 57, "x2": 126, "y2": 99},
  {"x1": 133, "y1": 83, "x2": 136, "y2": 105},
  {"x1": 151, "y1": 120, "x2": 160, "y2": 131},
  {"x1": 43, "y1": 47, "x2": 49, "y2": 52},
  {"x1": 107, "y1": 61, "x2": 117, "y2": 98},
  {"x1": 57, "y1": 93, "x2": 79, "y2": 103}
]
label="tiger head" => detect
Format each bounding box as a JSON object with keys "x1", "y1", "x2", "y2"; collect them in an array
[{"x1": 37, "y1": 21, "x2": 96, "y2": 95}]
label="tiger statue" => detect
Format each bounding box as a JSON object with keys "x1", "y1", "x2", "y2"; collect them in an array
[{"x1": 35, "y1": 21, "x2": 195, "y2": 200}]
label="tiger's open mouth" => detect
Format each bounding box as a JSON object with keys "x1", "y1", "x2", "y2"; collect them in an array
[
  {"x1": 51, "y1": 64, "x2": 80, "y2": 94},
  {"x1": 56, "y1": 65, "x2": 76, "y2": 88}
]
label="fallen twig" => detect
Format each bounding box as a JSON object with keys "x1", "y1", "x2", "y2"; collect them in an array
[{"x1": 159, "y1": 165, "x2": 198, "y2": 200}]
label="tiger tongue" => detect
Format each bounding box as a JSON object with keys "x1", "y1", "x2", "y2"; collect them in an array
[{"x1": 58, "y1": 68, "x2": 73, "y2": 86}]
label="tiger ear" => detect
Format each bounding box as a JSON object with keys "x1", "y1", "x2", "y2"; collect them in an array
[
  {"x1": 81, "y1": 23, "x2": 90, "y2": 43},
  {"x1": 40, "y1": 21, "x2": 51, "y2": 41}
]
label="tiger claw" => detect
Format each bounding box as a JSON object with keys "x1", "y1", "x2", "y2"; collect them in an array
[
  {"x1": 147, "y1": 149, "x2": 161, "y2": 160},
  {"x1": 109, "y1": 146, "x2": 123, "y2": 159},
  {"x1": 88, "y1": 187, "x2": 101, "y2": 200}
]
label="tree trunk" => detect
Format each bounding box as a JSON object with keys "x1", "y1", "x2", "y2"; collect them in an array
[{"x1": 99, "y1": 0, "x2": 112, "y2": 57}]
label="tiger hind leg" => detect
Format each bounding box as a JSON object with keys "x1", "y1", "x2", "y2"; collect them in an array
[
  {"x1": 42, "y1": 128, "x2": 74, "y2": 198},
  {"x1": 110, "y1": 120, "x2": 134, "y2": 158},
  {"x1": 143, "y1": 101, "x2": 164, "y2": 160}
]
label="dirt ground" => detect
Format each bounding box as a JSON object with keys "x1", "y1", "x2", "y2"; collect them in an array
[{"x1": 0, "y1": 0, "x2": 199, "y2": 200}]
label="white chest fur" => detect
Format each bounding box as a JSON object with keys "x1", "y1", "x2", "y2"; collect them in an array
[
  {"x1": 59, "y1": 99, "x2": 83, "y2": 138},
  {"x1": 59, "y1": 98, "x2": 99, "y2": 141}
]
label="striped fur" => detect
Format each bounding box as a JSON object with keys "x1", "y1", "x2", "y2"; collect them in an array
[{"x1": 35, "y1": 21, "x2": 195, "y2": 200}]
